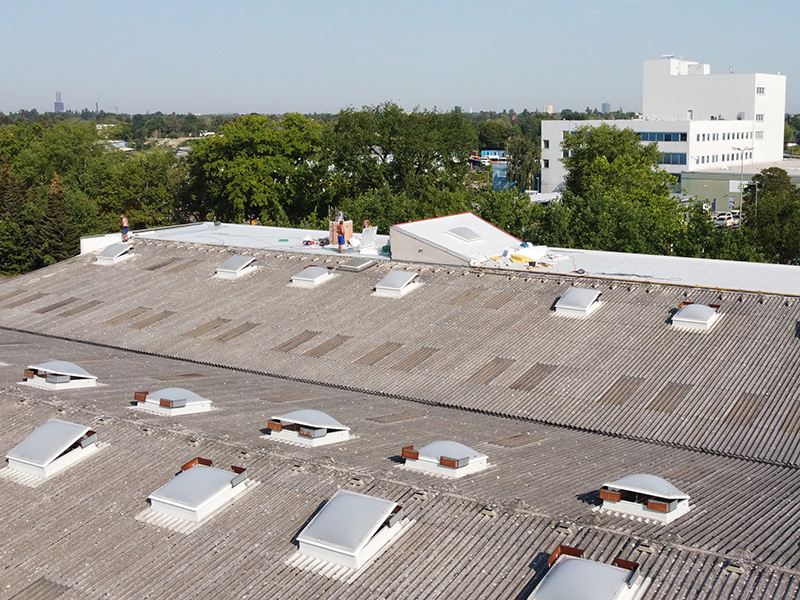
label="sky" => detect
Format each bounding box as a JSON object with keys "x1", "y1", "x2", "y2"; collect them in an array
[{"x1": 1, "y1": 0, "x2": 798, "y2": 116}]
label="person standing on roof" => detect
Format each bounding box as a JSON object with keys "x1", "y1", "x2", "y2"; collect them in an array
[
  {"x1": 121, "y1": 214, "x2": 129, "y2": 242},
  {"x1": 336, "y1": 219, "x2": 346, "y2": 253}
]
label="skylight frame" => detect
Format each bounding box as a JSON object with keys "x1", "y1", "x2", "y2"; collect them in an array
[
  {"x1": 671, "y1": 302, "x2": 720, "y2": 331},
  {"x1": 554, "y1": 287, "x2": 603, "y2": 318},
  {"x1": 6, "y1": 419, "x2": 99, "y2": 479},
  {"x1": 374, "y1": 270, "x2": 420, "y2": 298},
  {"x1": 599, "y1": 473, "x2": 691, "y2": 524},
  {"x1": 291, "y1": 265, "x2": 336, "y2": 288},
  {"x1": 22, "y1": 360, "x2": 97, "y2": 389},
  {"x1": 95, "y1": 242, "x2": 134, "y2": 265},
  {"x1": 215, "y1": 255, "x2": 258, "y2": 279},
  {"x1": 263, "y1": 409, "x2": 350, "y2": 447},
  {"x1": 401, "y1": 439, "x2": 489, "y2": 478},
  {"x1": 337, "y1": 257, "x2": 377, "y2": 272},
  {"x1": 132, "y1": 387, "x2": 213, "y2": 416}
]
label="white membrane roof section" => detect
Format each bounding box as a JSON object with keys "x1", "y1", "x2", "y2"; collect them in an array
[
  {"x1": 556, "y1": 287, "x2": 602, "y2": 311},
  {"x1": 603, "y1": 473, "x2": 688, "y2": 500},
  {"x1": 273, "y1": 409, "x2": 349, "y2": 431},
  {"x1": 672, "y1": 303, "x2": 718, "y2": 326},
  {"x1": 6, "y1": 419, "x2": 89, "y2": 467},
  {"x1": 149, "y1": 465, "x2": 234, "y2": 508},
  {"x1": 297, "y1": 490, "x2": 398, "y2": 555},
  {"x1": 392, "y1": 213, "x2": 521, "y2": 264},
  {"x1": 292, "y1": 266, "x2": 332, "y2": 283},
  {"x1": 217, "y1": 255, "x2": 256, "y2": 274},
  {"x1": 531, "y1": 556, "x2": 635, "y2": 600},
  {"x1": 376, "y1": 270, "x2": 418, "y2": 292},
  {"x1": 418, "y1": 440, "x2": 485, "y2": 462},
  {"x1": 27, "y1": 361, "x2": 95, "y2": 379},
  {"x1": 149, "y1": 387, "x2": 206, "y2": 405},
  {"x1": 97, "y1": 242, "x2": 132, "y2": 259}
]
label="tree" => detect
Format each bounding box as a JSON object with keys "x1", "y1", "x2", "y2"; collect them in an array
[
  {"x1": 35, "y1": 173, "x2": 80, "y2": 266},
  {"x1": 744, "y1": 167, "x2": 800, "y2": 263},
  {"x1": 478, "y1": 120, "x2": 511, "y2": 150},
  {"x1": 506, "y1": 135, "x2": 539, "y2": 191}
]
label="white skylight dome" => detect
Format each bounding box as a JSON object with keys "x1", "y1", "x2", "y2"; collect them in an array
[
  {"x1": 215, "y1": 255, "x2": 257, "y2": 279},
  {"x1": 291, "y1": 265, "x2": 336, "y2": 288},
  {"x1": 401, "y1": 440, "x2": 489, "y2": 478},
  {"x1": 529, "y1": 545, "x2": 650, "y2": 600},
  {"x1": 554, "y1": 287, "x2": 603, "y2": 317},
  {"x1": 447, "y1": 226, "x2": 482, "y2": 243},
  {"x1": 95, "y1": 242, "x2": 134, "y2": 265},
  {"x1": 374, "y1": 270, "x2": 420, "y2": 298},
  {"x1": 146, "y1": 458, "x2": 250, "y2": 523},
  {"x1": 22, "y1": 360, "x2": 97, "y2": 389},
  {"x1": 133, "y1": 387, "x2": 213, "y2": 416},
  {"x1": 599, "y1": 473, "x2": 691, "y2": 524},
  {"x1": 671, "y1": 302, "x2": 720, "y2": 331},
  {"x1": 264, "y1": 409, "x2": 350, "y2": 447},
  {"x1": 296, "y1": 490, "x2": 411, "y2": 570},
  {"x1": 5, "y1": 419, "x2": 99, "y2": 480}
]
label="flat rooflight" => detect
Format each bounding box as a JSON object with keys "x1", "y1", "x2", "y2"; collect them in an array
[
  {"x1": 337, "y1": 257, "x2": 377, "y2": 272},
  {"x1": 447, "y1": 227, "x2": 482, "y2": 242},
  {"x1": 554, "y1": 287, "x2": 602, "y2": 317},
  {"x1": 215, "y1": 255, "x2": 257, "y2": 279},
  {"x1": 375, "y1": 270, "x2": 420, "y2": 298},
  {"x1": 95, "y1": 242, "x2": 134, "y2": 265},
  {"x1": 6, "y1": 419, "x2": 98, "y2": 479},
  {"x1": 530, "y1": 551, "x2": 648, "y2": 600},
  {"x1": 291, "y1": 265, "x2": 335, "y2": 288},
  {"x1": 672, "y1": 302, "x2": 720, "y2": 330}
]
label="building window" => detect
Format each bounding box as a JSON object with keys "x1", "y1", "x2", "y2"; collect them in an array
[
  {"x1": 756, "y1": 114, "x2": 764, "y2": 121},
  {"x1": 697, "y1": 134, "x2": 701, "y2": 142},
  {"x1": 755, "y1": 131, "x2": 764, "y2": 139},
  {"x1": 543, "y1": 159, "x2": 550, "y2": 168},
  {"x1": 562, "y1": 150, "x2": 569, "y2": 158},
  {"x1": 757, "y1": 87, "x2": 765, "y2": 94},
  {"x1": 543, "y1": 140, "x2": 550, "y2": 149}
]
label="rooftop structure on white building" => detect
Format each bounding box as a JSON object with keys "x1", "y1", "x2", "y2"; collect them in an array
[{"x1": 541, "y1": 56, "x2": 787, "y2": 200}]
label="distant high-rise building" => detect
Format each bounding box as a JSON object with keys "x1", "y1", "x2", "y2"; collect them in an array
[
  {"x1": 601, "y1": 101, "x2": 612, "y2": 113},
  {"x1": 54, "y1": 91, "x2": 64, "y2": 113},
  {"x1": 542, "y1": 105, "x2": 554, "y2": 114}
]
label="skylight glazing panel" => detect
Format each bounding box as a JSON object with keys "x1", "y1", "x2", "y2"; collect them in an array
[
  {"x1": 216, "y1": 255, "x2": 256, "y2": 274},
  {"x1": 556, "y1": 287, "x2": 601, "y2": 311},
  {"x1": 376, "y1": 270, "x2": 418, "y2": 292},
  {"x1": 98, "y1": 242, "x2": 132, "y2": 260},
  {"x1": 274, "y1": 409, "x2": 349, "y2": 431},
  {"x1": 292, "y1": 266, "x2": 330, "y2": 283},
  {"x1": 149, "y1": 465, "x2": 234, "y2": 508},
  {"x1": 7, "y1": 419, "x2": 89, "y2": 467},
  {"x1": 447, "y1": 227, "x2": 482, "y2": 242}
]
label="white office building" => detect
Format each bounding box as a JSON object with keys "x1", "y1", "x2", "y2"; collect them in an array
[{"x1": 541, "y1": 57, "x2": 786, "y2": 199}]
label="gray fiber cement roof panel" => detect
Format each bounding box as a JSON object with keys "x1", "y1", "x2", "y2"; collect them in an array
[{"x1": 6, "y1": 418, "x2": 89, "y2": 466}]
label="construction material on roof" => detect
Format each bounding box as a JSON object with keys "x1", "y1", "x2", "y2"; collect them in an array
[
  {"x1": 296, "y1": 489, "x2": 411, "y2": 569},
  {"x1": 215, "y1": 255, "x2": 257, "y2": 279},
  {"x1": 554, "y1": 287, "x2": 603, "y2": 317},
  {"x1": 529, "y1": 545, "x2": 650, "y2": 600},
  {"x1": 599, "y1": 473, "x2": 691, "y2": 524},
  {"x1": 671, "y1": 302, "x2": 720, "y2": 330},
  {"x1": 374, "y1": 270, "x2": 420, "y2": 298},
  {"x1": 132, "y1": 387, "x2": 213, "y2": 416},
  {"x1": 95, "y1": 242, "x2": 134, "y2": 265},
  {"x1": 337, "y1": 257, "x2": 377, "y2": 272},
  {"x1": 147, "y1": 459, "x2": 249, "y2": 523},
  {"x1": 291, "y1": 265, "x2": 336, "y2": 288},
  {"x1": 401, "y1": 440, "x2": 489, "y2": 478},
  {"x1": 5, "y1": 419, "x2": 98, "y2": 479},
  {"x1": 21, "y1": 360, "x2": 97, "y2": 389},
  {"x1": 264, "y1": 409, "x2": 350, "y2": 447}
]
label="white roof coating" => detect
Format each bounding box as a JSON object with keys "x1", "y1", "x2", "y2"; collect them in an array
[
  {"x1": 376, "y1": 270, "x2": 418, "y2": 292},
  {"x1": 672, "y1": 303, "x2": 718, "y2": 326},
  {"x1": 297, "y1": 490, "x2": 398, "y2": 555},
  {"x1": 148, "y1": 387, "x2": 206, "y2": 405},
  {"x1": 417, "y1": 440, "x2": 485, "y2": 462},
  {"x1": 555, "y1": 287, "x2": 602, "y2": 311},
  {"x1": 216, "y1": 255, "x2": 256, "y2": 273},
  {"x1": 392, "y1": 213, "x2": 521, "y2": 264},
  {"x1": 603, "y1": 473, "x2": 689, "y2": 500},
  {"x1": 27, "y1": 360, "x2": 95, "y2": 379},
  {"x1": 273, "y1": 409, "x2": 349, "y2": 431},
  {"x1": 135, "y1": 222, "x2": 390, "y2": 258},
  {"x1": 292, "y1": 266, "x2": 332, "y2": 283},
  {"x1": 531, "y1": 556, "x2": 635, "y2": 600},
  {"x1": 97, "y1": 242, "x2": 133, "y2": 259},
  {"x1": 6, "y1": 419, "x2": 89, "y2": 467},
  {"x1": 149, "y1": 465, "x2": 234, "y2": 508}
]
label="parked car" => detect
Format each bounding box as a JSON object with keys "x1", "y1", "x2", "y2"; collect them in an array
[
  {"x1": 714, "y1": 212, "x2": 734, "y2": 227},
  {"x1": 731, "y1": 210, "x2": 745, "y2": 226}
]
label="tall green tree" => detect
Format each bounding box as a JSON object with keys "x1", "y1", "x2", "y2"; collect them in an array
[
  {"x1": 745, "y1": 167, "x2": 800, "y2": 263},
  {"x1": 506, "y1": 135, "x2": 539, "y2": 191},
  {"x1": 35, "y1": 173, "x2": 80, "y2": 266}
]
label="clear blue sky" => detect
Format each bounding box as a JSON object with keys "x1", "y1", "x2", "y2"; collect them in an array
[{"x1": 1, "y1": 0, "x2": 797, "y2": 115}]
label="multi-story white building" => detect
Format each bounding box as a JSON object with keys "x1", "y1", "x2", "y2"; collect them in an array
[{"x1": 540, "y1": 57, "x2": 786, "y2": 200}]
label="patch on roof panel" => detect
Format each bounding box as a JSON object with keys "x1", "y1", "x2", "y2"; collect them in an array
[
  {"x1": 724, "y1": 392, "x2": 766, "y2": 425},
  {"x1": 4, "y1": 292, "x2": 46, "y2": 308},
  {"x1": 598, "y1": 377, "x2": 642, "y2": 405},
  {"x1": 303, "y1": 335, "x2": 352, "y2": 358},
  {"x1": 337, "y1": 257, "x2": 377, "y2": 272},
  {"x1": 467, "y1": 357, "x2": 515, "y2": 385},
  {"x1": 391, "y1": 347, "x2": 438, "y2": 372},
  {"x1": 0, "y1": 289, "x2": 24, "y2": 303},
  {"x1": 214, "y1": 322, "x2": 258, "y2": 342},
  {"x1": 368, "y1": 412, "x2": 422, "y2": 424},
  {"x1": 492, "y1": 433, "x2": 538, "y2": 448},
  {"x1": 95, "y1": 242, "x2": 134, "y2": 265},
  {"x1": 105, "y1": 307, "x2": 149, "y2": 325},
  {"x1": 672, "y1": 302, "x2": 720, "y2": 330},
  {"x1": 57, "y1": 299, "x2": 102, "y2": 317},
  {"x1": 291, "y1": 265, "x2": 335, "y2": 288},
  {"x1": 554, "y1": 287, "x2": 602, "y2": 317},
  {"x1": 215, "y1": 255, "x2": 257, "y2": 279},
  {"x1": 166, "y1": 259, "x2": 201, "y2": 274},
  {"x1": 509, "y1": 363, "x2": 554, "y2": 391},
  {"x1": 664, "y1": 463, "x2": 714, "y2": 483},
  {"x1": 130, "y1": 310, "x2": 176, "y2": 329},
  {"x1": 273, "y1": 330, "x2": 319, "y2": 352},
  {"x1": 647, "y1": 382, "x2": 692, "y2": 413},
  {"x1": 482, "y1": 290, "x2": 516, "y2": 309},
  {"x1": 449, "y1": 288, "x2": 483, "y2": 306},
  {"x1": 9, "y1": 577, "x2": 70, "y2": 600},
  {"x1": 354, "y1": 342, "x2": 403, "y2": 366},
  {"x1": 182, "y1": 318, "x2": 231, "y2": 338},
  {"x1": 5, "y1": 419, "x2": 99, "y2": 480},
  {"x1": 35, "y1": 297, "x2": 79, "y2": 314},
  {"x1": 145, "y1": 259, "x2": 174, "y2": 271},
  {"x1": 374, "y1": 270, "x2": 420, "y2": 298},
  {"x1": 447, "y1": 227, "x2": 481, "y2": 242}
]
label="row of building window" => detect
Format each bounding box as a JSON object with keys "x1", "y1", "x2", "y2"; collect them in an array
[
  {"x1": 756, "y1": 87, "x2": 765, "y2": 94},
  {"x1": 638, "y1": 132, "x2": 687, "y2": 142},
  {"x1": 698, "y1": 131, "x2": 753, "y2": 142},
  {"x1": 697, "y1": 151, "x2": 752, "y2": 165},
  {"x1": 660, "y1": 153, "x2": 687, "y2": 165}
]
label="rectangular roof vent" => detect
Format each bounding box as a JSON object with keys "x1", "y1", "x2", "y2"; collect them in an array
[
  {"x1": 6, "y1": 419, "x2": 99, "y2": 479},
  {"x1": 447, "y1": 227, "x2": 482, "y2": 242},
  {"x1": 95, "y1": 242, "x2": 134, "y2": 265},
  {"x1": 291, "y1": 265, "x2": 336, "y2": 288},
  {"x1": 555, "y1": 287, "x2": 603, "y2": 317},
  {"x1": 672, "y1": 302, "x2": 720, "y2": 330},
  {"x1": 338, "y1": 257, "x2": 377, "y2": 272},
  {"x1": 147, "y1": 460, "x2": 250, "y2": 523},
  {"x1": 374, "y1": 270, "x2": 420, "y2": 298},
  {"x1": 296, "y1": 490, "x2": 412, "y2": 570},
  {"x1": 215, "y1": 255, "x2": 257, "y2": 279},
  {"x1": 22, "y1": 360, "x2": 97, "y2": 389}
]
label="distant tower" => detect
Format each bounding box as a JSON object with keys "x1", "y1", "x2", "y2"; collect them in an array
[
  {"x1": 54, "y1": 91, "x2": 64, "y2": 113},
  {"x1": 96, "y1": 102, "x2": 99, "y2": 113},
  {"x1": 601, "y1": 101, "x2": 611, "y2": 113}
]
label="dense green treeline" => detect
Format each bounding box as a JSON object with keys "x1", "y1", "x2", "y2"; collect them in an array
[{"x1": 1, "y1": 106, "x2": 800, "y2": 276}]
